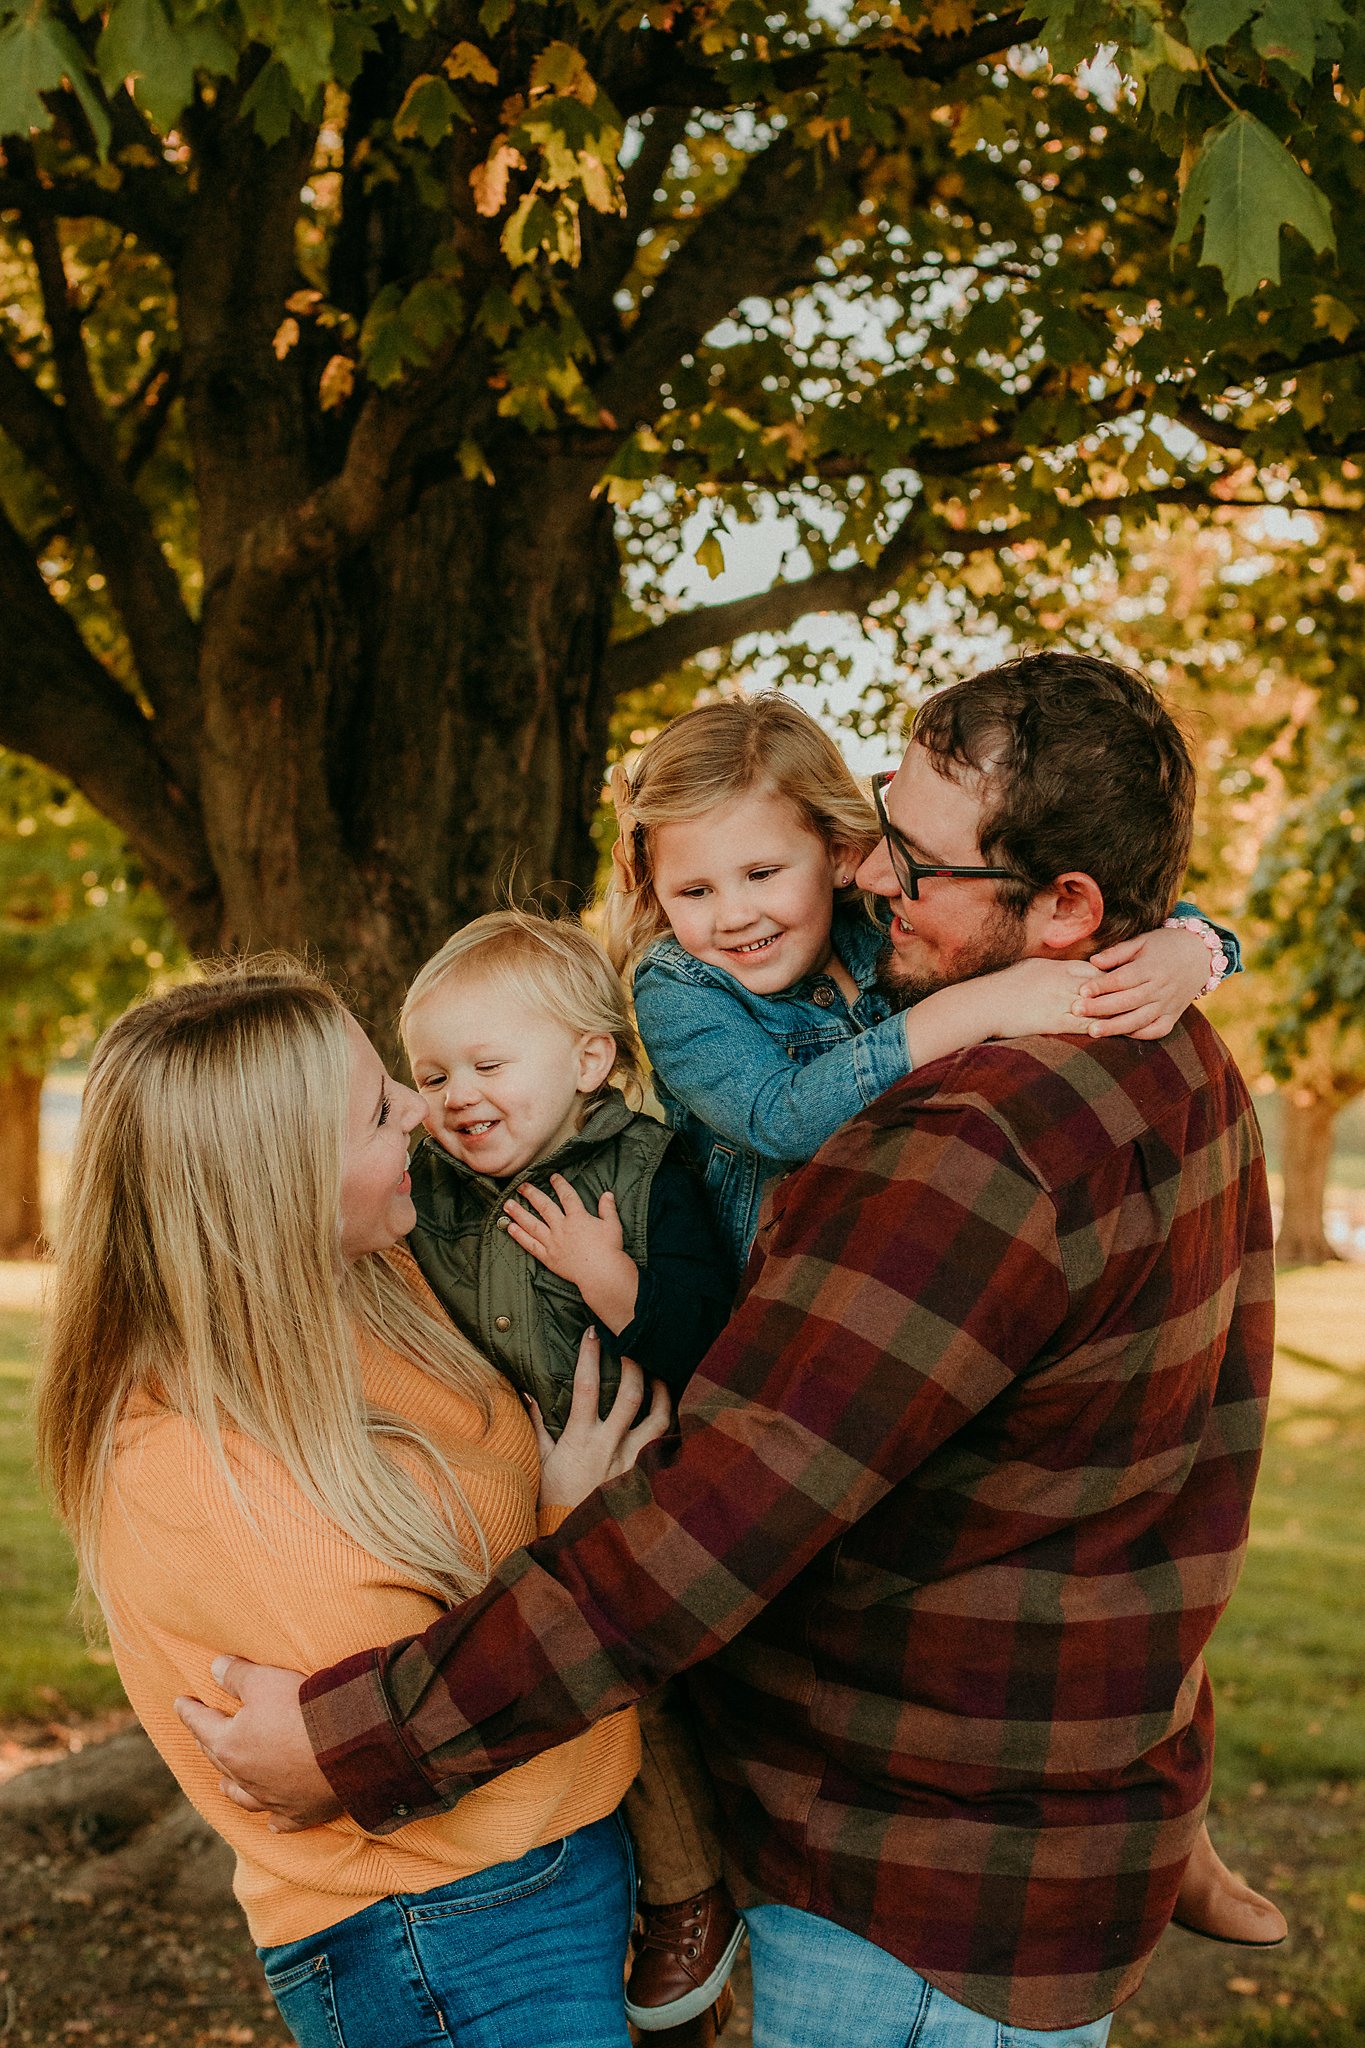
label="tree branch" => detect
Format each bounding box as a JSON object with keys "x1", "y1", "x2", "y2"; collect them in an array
[
  {"x1": 602, "y1": 481, "x2": 1336, "y2": 695},
  {"x1": 590, "y1": 129, "x2": 835, "y2": 432},
  {"x1": 570, "y1": 107, "x2": 691, "y2": 355},
  {"x1": 0, "y1": 119, "x2": 189, "y2": 263},
  {"x1": 0, "y1": 505, "x2": 219, "y2": 941},
  {"x1": 9, "y1": 205, "x2": 201, "y2": 779},
  {"x1": 614, "y1": 14, "x2": 1039, "y2": 117},
  {"x1": 204, "y1": 387, "x2": 415, "y2": 648}
]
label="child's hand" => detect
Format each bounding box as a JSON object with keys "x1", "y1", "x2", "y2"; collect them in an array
[
  {"x1": 531, "y1": 1331, "x2": 672, "y2": 1511},
  {"x1": 906, "y1": 956, "x2": 1095, "y2": 1066},
  {"x1": 502, "y1": 1175, "x2": 641, "y2": 1333},
  {"x1": 1073, "y1": 925, "x2": 1221, "y2": 1041}
]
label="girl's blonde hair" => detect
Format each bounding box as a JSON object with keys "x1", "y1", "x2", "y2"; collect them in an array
[
  {"x1": 401, "y1": 909, "x2": 643, "y2": 1101},
  {"x1": 599, "y1": 694, "x2": 879, "y2": 974},
  {"x1": 36, "y1": 958, "x2": 501, "y2": 1623}
]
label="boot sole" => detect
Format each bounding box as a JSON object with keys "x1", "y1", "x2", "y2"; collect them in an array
[{"x1": 626, "y1": 1918, "x2": 747, "y2": 2031}]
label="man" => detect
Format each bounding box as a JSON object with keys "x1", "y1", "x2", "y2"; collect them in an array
[{"x1": 182, "y1": 655, "x2": 1274, "y2": 2046}]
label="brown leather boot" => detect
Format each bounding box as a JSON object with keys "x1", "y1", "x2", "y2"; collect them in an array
[{"x1": 625, "y1": 1884, "x2": 745, "y2": 2033}]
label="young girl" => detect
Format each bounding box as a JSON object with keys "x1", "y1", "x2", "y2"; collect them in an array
[
  {"x1": 399, "y1": 911, "x2": 743, "y2": 2035},
  {"x1": 599, "y1": 691, "x2": 1285, "y2": 1954}
]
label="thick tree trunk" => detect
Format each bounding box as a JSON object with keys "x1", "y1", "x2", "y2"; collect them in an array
[
  {"x1": 1276, "y1": 1088, "x2": 1341, "y2": 1267},
  {"x1": 195, "y1": 452, "x2": 618, "y2": 1034},
  {"x1": 0, "y1": 1062, "x2": 43, "y2": 1258}
]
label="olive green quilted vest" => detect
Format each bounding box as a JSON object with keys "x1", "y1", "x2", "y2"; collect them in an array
[{"x1": 406, "y1": 1089, "x2": 673, "y2": 1437}]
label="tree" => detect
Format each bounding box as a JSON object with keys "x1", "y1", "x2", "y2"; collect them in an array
[
  {"x1": 0, "y1": 749, "x2": 182, "y2": 1255},
  {"x1": 2, "y1": 0, "x2": 1365, "y2": 1021}
]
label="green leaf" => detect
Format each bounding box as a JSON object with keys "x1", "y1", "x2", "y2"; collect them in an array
[
  {"x1": 392, "y1": 73, "x2": 462, "y2": 148},
  {"x1": 1252, "y1": 0, "x2": 1344, "y2": 79},
  {"x1": 479, "y1": 0, "x2": 515, "y2": 33},
  {"x1": 1174, "y1": 111, "x2": 1335, "y2": 304},
  {"x1": 332, "y1": 15, "x2": 379, "y2": 88},
  {"x1": 240, "y1": 0, "x2": 332, "y2": 103},
  {"x1": 97, "y1": 0, "x2": 235, "y2": 133},
  {"x1": 1182, "y1": 0, "x2": 1258, "y2": 53},
  {"x1": 239, "y1": 55, "x2": 298, "y2": 144},
  {"x1": 0, "y1": 10, "x2": 108, "y2": 152}
]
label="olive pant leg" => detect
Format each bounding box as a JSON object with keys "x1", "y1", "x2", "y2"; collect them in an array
[{"x1": 623, "y1": 1681, "x2": 727, "y2": 1907}]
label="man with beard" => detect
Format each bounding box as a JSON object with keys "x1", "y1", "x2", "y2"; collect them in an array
[{"x1": 183, "y1": 656, "x2": 1275, "y2": 2048}]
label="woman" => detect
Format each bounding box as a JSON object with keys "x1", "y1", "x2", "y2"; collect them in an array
[{"x1": 36, "y1": 959, "x2": 666, "y2": 2048}]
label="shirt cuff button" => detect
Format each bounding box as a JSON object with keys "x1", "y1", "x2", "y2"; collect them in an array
[{"x1": 393, "y1": 1803, "x2": 412, "y2": 1818}]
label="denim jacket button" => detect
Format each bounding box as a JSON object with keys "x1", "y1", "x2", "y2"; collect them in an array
[{"x1": 812, "y1": 984, "x2": 837, "y2": 1007}]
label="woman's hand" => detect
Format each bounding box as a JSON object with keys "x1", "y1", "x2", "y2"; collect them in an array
[
  {"x1": 1073, "y1": 924, "x2": 1220, "y2": 1040},
  {"x1": 532, "y1": 1328, "x2": 671, "y2": 1512}
]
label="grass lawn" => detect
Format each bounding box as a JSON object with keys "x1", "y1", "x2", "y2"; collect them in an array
[
  {"x1": 0, "y1": 1304, "x2": 125, "y2": 1720},
  {"x1": 2, "y1": 1264, "x2": 1363, "y2": 2047}
]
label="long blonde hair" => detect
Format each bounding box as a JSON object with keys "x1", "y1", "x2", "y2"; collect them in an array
[
  {"x1": 402, "y1": 909, "x2": 643, "y2": 1103},
  {"x1": 599, "y1": 695, "x2": 879, "y2": 975},
  {"x1": 37, "y1": 959, "x2": 501, "y2": 1621}
]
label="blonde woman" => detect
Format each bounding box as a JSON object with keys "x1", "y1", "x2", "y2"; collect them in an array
[{"x1": 36, "y1": 961, "x2": 666, "y2": 2048}]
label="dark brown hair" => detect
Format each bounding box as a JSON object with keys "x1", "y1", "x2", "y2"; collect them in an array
[{"x1": 910, "y1": 653, "x2": 1196, "y2": 941}]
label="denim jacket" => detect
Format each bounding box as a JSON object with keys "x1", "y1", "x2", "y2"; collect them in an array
[
  {"x1": 633, "y1": 903, "x2": 907, "y2": 1276},
  {"x1": 634, "y1": 898, "x2": 1242, "y2": 1279}
]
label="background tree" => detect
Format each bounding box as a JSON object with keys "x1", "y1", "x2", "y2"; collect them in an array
[
  {"x1": 0, "y1": 749, "x2": 183, "y2": 1255},
  {"x1": 2, "y1": 0, "x2": 1364, "y2": 1022}
]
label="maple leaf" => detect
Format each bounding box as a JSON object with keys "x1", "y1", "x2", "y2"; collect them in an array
[
  {"x1": 445, "y1": 41, "x2": 499, "y2": 86},
  {"x1": 318, "y1": 354, "x2": 356, "y2": 410},
  {"x1": 471, "y1": 141, "x2": 525, "y2": 217},
  {"x1": 1174, "y1": 112, "x2": 1334, "y2": 304}
]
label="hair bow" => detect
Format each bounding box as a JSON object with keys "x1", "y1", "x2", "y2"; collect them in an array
[{"x1": 609, "y1": 763, "x2": 644, "y2": 894}]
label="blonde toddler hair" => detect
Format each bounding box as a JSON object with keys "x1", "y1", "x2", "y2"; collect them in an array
[
  {"x1": 37, "y1": 958, "x2": 502, "y2": 1622},
  {"x1": 599, "y1": 693, "x2": 879, "y2": 975},
  {"x1": 401, "y1": 908, "x2": 643, "y2": 1103}
]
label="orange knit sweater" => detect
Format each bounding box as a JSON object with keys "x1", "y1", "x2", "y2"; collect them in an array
[{"x1": 98, "y1": 1294, "x2": 640, "y2": 1947}]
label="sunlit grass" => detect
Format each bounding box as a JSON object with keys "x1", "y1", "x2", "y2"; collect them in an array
[{"x1": 0, "y1": 1304, "x2": 125, "y2": 1720}]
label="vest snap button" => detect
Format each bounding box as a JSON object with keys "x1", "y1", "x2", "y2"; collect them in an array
[
  {"x1": 812, "y1": 983, "x2": 837, "y2": 1007},
  {"x1": 494, "y1": 1314, "x2": 512, "y2": 1332}
]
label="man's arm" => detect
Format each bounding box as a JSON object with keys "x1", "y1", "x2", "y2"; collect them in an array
[{"x1": 292, "y1": 1081, "x2": 1071, "y2": 1834}]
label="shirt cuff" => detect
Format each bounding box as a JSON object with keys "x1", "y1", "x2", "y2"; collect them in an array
[
  {"x1": 608, "y1": 1264, "x2": 657, "y2": 1358},
  {"x1": 299, "y1": 1647, "x2": 447, "y2": 1834},
  {"x1": 851, "y1": 1009, "x2": 913, "y2": 1104}
]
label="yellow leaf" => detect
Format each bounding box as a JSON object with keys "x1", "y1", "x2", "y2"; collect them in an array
[
  {"x1": 1312, "y1": 293, "x2": 1357, "y2": 342},
  {"x1": 470, "y1": 140, "x2": 524, "y2": 216},
  {"x1": 445, "y1": 40, "x2": 498, "y2": 85},
  {"x1": 1227, "y1": 1979, "x2": 1260, "y2": 1997},
  {"x1": 694, "y1": 530, "x2": 726, "y2": 580},
  {"x1": 1346, "y1": 1893, "x2": 1365, "y2": 1912},
  {"x1": 604, "y1": 475, "x2": 645, "y2": 506},
  {"x1": 928, "y1": 0, "x2": 974, "y2": 31},
  {"x1": 578, "y1": 152, "x2": 622, "y2": 214},
  {"x1": 319, "y1": 354, "x2": 356, "y2": 410},
  {"x1": 286, "y1": 288, "x2": 322, "y2": 315},
  {"x1": 272, "y1": 316, "x2": 300, "y2": 360},
  {"x1": 529, "y1": 41, "x2": 596, "y2": 104},
  {"x1": 458, "y1": 438, "x2": 495, "y2": 483}
]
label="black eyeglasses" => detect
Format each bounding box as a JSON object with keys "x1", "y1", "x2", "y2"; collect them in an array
[{"x1": 871, "y1": 772, "x2": 1021, "y2": 902}]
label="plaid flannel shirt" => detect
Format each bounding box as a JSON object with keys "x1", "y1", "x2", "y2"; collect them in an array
[{"x1": 301, "y1": 1013, "x2": 1273, "y2": 2028}]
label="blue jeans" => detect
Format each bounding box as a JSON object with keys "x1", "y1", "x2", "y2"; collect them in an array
[
  {"x1": 744, "y1": 1904, "x2": 1114, "y2": 2048},
  {"x1": 257, "y1": 1814, "x2": 635, "y2": 2048}
]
